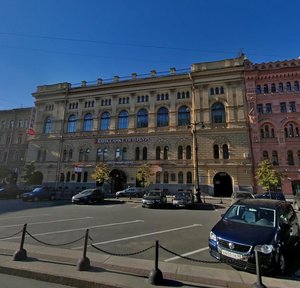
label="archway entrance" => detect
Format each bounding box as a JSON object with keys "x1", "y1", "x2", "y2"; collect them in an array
[
  {"x1": 213, "y1": 172, "x2": 233, "y2": 197},
  {"x1": 110, "y1": 169, "x2": 127, "y2": 192}
]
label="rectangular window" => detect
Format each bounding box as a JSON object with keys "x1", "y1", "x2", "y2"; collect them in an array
[
  {"x1": 265, "y1": 103, "x2": 272, "y2": 114},
  {"x1": 289, "y1": 102, "x2": 296, "y2": 112},
  {"x1": 280, "y1": 102, "x2": 287, "y2": 113},
  {"x1": 257, "y1": 104, "x2": 263, "y2": 114}
]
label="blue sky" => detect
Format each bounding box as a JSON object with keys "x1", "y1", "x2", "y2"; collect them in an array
[{"x1": 0, "y1": 0, "x2": 299, "y2": 110}]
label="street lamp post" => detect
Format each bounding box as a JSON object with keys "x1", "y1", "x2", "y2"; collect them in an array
[{"x1": 189, "y1": 121, "x2": 205, "y2": 203}]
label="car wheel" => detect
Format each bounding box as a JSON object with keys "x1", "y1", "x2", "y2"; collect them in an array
[
  {"x1": 49, "y1": 195, "x2": 55, "y2": 201},
  {"x1": 276, "y1": 253, "x2": 286, "y2": 275},
  {"x1": 33, "y1": 196, "x2": 39, "y2": 202}
]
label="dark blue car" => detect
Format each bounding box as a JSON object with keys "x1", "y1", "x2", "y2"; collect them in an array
[{"x1": 209, "y1": 199, "x2": 300, "y2": 275}]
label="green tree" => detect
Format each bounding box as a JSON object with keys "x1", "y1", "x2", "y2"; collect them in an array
[
  {"x1": 21, "y1": 162, "x2": 42, "y2": 185},
  {"x1": 91, "y1": 163, "x2": 110, "y2": 185},
  {"x1": 255, "y1": 160, "x2": 282, "y2": 191},
  {"x1": 136, "y1": 164, "x2": 153, "y2": 187}
]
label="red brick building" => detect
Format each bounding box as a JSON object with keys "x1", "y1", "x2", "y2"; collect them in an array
[{"x1": 245, "y1": 59, "x2": 300, "y2": 195}]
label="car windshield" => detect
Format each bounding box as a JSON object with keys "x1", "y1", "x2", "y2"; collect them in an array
[
  {"x1": 224, "y1": 204, "x2": 276, "y2": 227},
  {"x1": 177, "y1": 192, "x2": 190, "y2": 198},
  {"x1": 32, "y1": 187, "x2": 43, "y2": 193},
  {"x1": 147, "y1": 191, "x2": 161, "y2": 197},
  {"x1": 80, "y1": 189, "x2": 93, "y2": 195}
]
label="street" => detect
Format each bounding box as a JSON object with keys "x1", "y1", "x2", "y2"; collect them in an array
[{"x1": 0, "y1": 198, "x2": 299, "y2": 277}]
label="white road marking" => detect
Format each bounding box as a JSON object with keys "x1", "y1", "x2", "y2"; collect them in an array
[
  {"x1": 0, "y1": 214, "x2": 51, "y2": 220},
  {"x1": 0, "y1": 217, "x2": 94, "y2": 228},
  {"x1": 76, "y1": 224, "x2": 202, "y2": 249},
  {"x1": 0, "y1": 220, "x2": 144, "y2": 240},
  {"x1": 164, "y1": 247, "x2": 209, "y2": 262}
]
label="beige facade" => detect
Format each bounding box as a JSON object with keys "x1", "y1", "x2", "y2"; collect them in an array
[
  {"x1": 26, "y1": 56, "x2": 253, "y2": 196},
  {"x1": 0, "y1": 107, "x2": 34, "y2": 183}
]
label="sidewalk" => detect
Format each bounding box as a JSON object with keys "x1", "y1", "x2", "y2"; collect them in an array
[{"x1": 0, "y1": 239, "x2": 299, "y2": 288}]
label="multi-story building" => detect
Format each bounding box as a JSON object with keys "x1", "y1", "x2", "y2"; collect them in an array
[
  {"x1": 245, "y1": 59, "x2": 300, "y2": 195},
  {"x1": 0, "y1": 107, "x2": 35, "y2": 183},
  {"x1": 25, "y1": 55, "x2": 253, "y2": 196}
]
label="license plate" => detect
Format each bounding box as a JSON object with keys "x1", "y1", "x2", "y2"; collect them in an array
[{"x1": 220, "y1": 249, "x2": 243, "y2": 260}]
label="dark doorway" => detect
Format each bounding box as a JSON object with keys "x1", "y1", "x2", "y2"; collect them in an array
[
  {"x1": 110, "y1": 169, "x2": 127, "y2": 192},
  {"x1": 213, "y1": 172, "x2": 233, "y2": 197}
]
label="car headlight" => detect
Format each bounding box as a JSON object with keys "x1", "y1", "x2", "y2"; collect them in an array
[
  {"x1": 209, "y1": 231, "x2": 217, "y2": 242},
  {"x1": 257, "y1": 244, "x2": 274, "y2": 254}
]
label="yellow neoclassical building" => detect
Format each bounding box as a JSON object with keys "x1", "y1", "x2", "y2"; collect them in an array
[{"x1": 26, "y1": 56, "x2": 253, "y2": 196}]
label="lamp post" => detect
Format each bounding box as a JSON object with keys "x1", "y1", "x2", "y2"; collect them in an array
[{"x1": 188, "y1": 121, "x2": 205, "y2": 203}]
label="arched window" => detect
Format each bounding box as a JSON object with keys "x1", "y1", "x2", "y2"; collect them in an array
[
  {"x1": 220, "y1": 87, "x2": 224, "y2": 94},
  {"x1": 286, "y1": 82, "x2": 291, "y2": 92},
  {"x1": 163, "y1": 146, "x2": 169, "y2": 160},
  {"x1": 272, "y1": 151, "x2": 279, "y2": 165},
  {"x1": 263, "y1": 84, "x2": 268, "y2": 93},
  {"x1": 178, "y1": 172, "x2": 183, "y2": 184},
  {"x1": 100, "y1": 112, "x2": 110, "y2": 130},
  {"x1": 157, "y1": 107, "x2": 169, "y2": 127},
  {"x1": 83, "y1": 171, "x2": 88, "y2": 182},
  {"x1": 263, "y1": 151, "x2": 269, "y2": 160},
  {"x1": 186, "y1": 171, "x2": 192, "y2": 183},
  {"x1": 210, "y1": 88, "x2": 214, "y2": 95},
  {"x1": 294, "y1": 81, "x2": 299, "y2": 91},
  {"x1": 96, "y1": 148, "x2": 102, "y2": 161},
  {"x1": 78, "y1": 148, "x2": 83, "y2": 162},
  {"x1": 278, "y1": 82, "x2": 283, "y2": 92},
  {"x1": 44, "y1": 117, "x2": 52, "y2": 134},
  {"x1": 137, "y1": 108, "x2": 148, "y2": 128},
  {"x1": 223, "y1": 144, "x2": 229, "y2": 159},
  {"x1": 213, "y1": 144, "x2": 219, "y2": 159},
  {"x1": 163, "y1": 172, "x2": 169, "y2": 183},
  {"x1": 135, "y1": 147, "x2": 140, "y2": 160},
  {"x1": 103, "y1": 148, "x2": 108, "y2": 161},
  {"x1": 68, "y1": 149, "x2": 73, "y2": 161},
  {"x1": 156, "y1": 146, "x2": 161, "y2": 160},
  {"x1": 178, "y1": 105, "x2": 190, "y2": 126},
  {"x1": 297, "y1": 150, "x2": 300, "y2": 165},
  {"x1": 84, "y1": 148, "x2": 90, "y2": 162},
  {"x1": 256, "y1": 85, "x2": 262, "y2": 94},
  {"x1": 287, "y1": 150, "x2": 294, "y2": 165},
  {"x1": 67, "y1": 114, "x2": 77, "y2": 133},
  {"x1": 186, "y1": 145, "x2": 192, "y2": 159},
  {"x1": 142, "y1": 147, "x2": 147, "y2": 160},
  {"x1": 211, "y1": 102, "x2": 225, "y2": 123},
  {"x1": 115, "y1": 148, "x2": 121, "y2": 160},
  {"x1": 83, "y1": 113, "x2": 93, "y2": 131},
  {"x1": 63, "y1": 149, "x2": 67, "y2": 161},
  {"x1": 156, "y1": 172, "x2": 161, "y2": 183},
  {"x1": 177, "y1": 92, "x2": 181, "y2": 99},
  {"x1": 215, "y1": 87, "x2": 219, "y2": 94},
  {"x1": 122, "y1": 147, "x2": 127, "y2": 160},
  {"x1": 118, "y1": 110, "x2": 128, "y2": 129},
  {"x1": 178, "y1": 146, "x2": 183, "y2": 160},
  {"x1": 271, "y1": 83, "x2": 276, "y2": 93}
]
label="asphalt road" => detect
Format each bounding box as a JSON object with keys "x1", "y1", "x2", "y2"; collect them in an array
[{"x1": 0, "y1": 198, "x2": 299, "y2": 277}]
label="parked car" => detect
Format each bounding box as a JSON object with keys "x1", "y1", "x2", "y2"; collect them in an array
[
  {"x1": 72, "y1": 188, "x2": 104, "y2": 204},
  {"x1": 142, "y1": 190, "x2": 167, "y2": 208},
  {"x1": 255, "y1": 191, "x2": 286, "y2": 201},
  {"x1": 172, "y1": 191, "x2": 194, "y2": 208},
  {"x1": 115, "y1": 187, "x2": 143, "y2": 198},
  {"x1": 22, "y1": 186, "x2": 56, "y2": 202},
  {"x1": 230, "y1": 191, "x2": 255, "y2": 205},
  {"x1": 209, "y1": 199, "x2": 300, "y2": 275},
  {"x1": 0, "y1": 185, "x2": 23, "y2": 199},
  {"x1": 294, "y1": 190, "x2": 300, "y2": 211}
]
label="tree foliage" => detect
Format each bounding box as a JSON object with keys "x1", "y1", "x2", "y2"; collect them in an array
[
  {"x1": 136, "y1": 164, "x2": 153, "y2": 187},
  {"x1": 91, "y1": 163, "x2": 110, "y2": 184},
  {"x1": 21, "y1": 162, "x2": 42, "y2": 185},
  {"x1": 255, "y1": 160, "x2": 282, "y2": 191}
]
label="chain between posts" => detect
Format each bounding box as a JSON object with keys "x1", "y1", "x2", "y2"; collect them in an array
[{"x1": 0, "y1": 229, "x2": 23, "y2": 240}]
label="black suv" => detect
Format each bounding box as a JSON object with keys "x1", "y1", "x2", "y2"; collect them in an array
[
  {"x1": 209, "y1": 199, "x2": 300, "y2": 275},
  {"x1": 141, "y1": 190, "x2": 167, "y2": 208}
]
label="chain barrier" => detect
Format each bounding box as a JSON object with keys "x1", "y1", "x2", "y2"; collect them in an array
[
  {"x1": 25, "y1": 231, "x2": 85, "y2": 247},
  {"x1": 0, "y1": 229, "x2": 23, "y2": 240},
  {"x1": 159, "y1": 244, "x2": 220, "y2": 264},
  {"x1": 90, "y1": 243, "x2": 155, "y2": 257}
]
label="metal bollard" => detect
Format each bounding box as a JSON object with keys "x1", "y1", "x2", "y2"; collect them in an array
[
  {"x1": 252, "y1": 246, "x2": 267, "y2": 288},
  {"x1": 77, "y1": 229, "x2": 91, "y2": 271},
  {"x1": 148, "y1": 240, "x2": 163, "y2": 285},
  {"x1": 13, "y1": 223, "x2": 27, "y2": 261}
]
